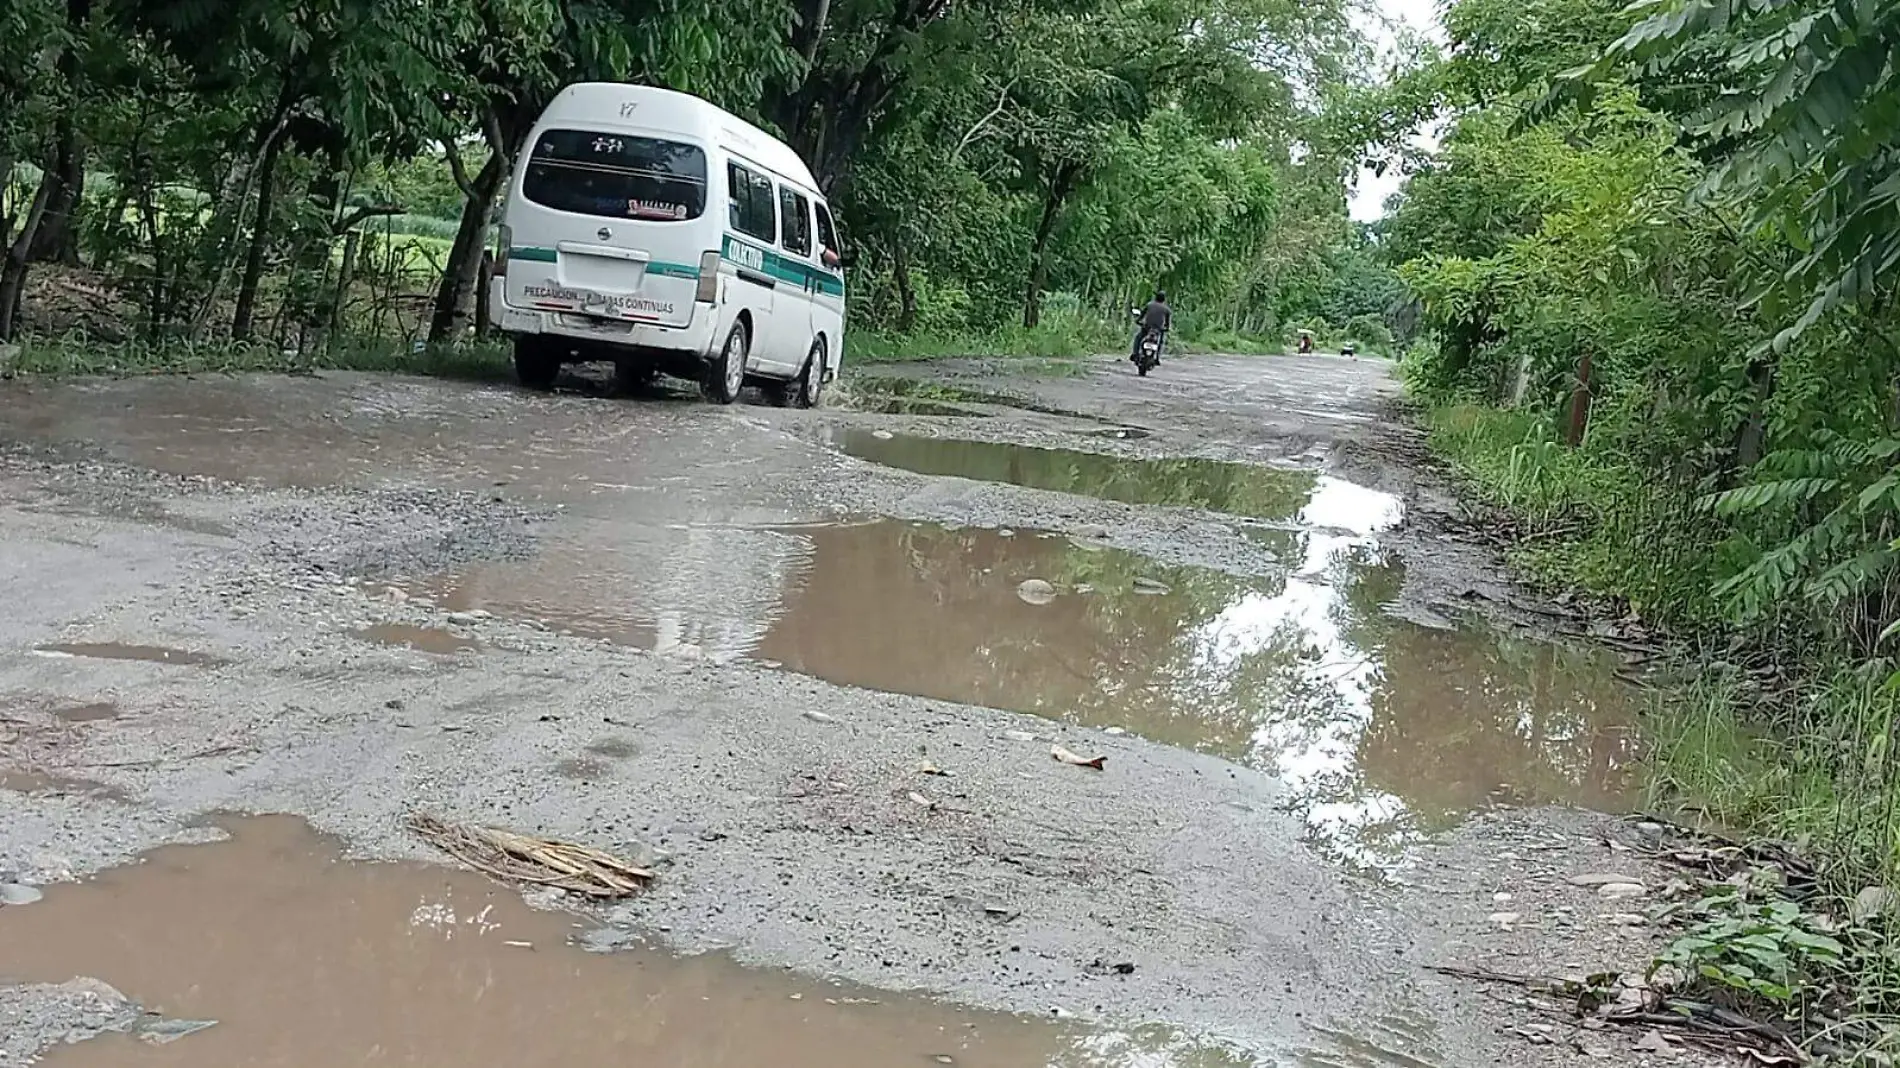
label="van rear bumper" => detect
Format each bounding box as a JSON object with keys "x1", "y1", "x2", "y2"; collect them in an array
[{"x1": 493, "y1": 281, "x2": 718, "y2": 359}]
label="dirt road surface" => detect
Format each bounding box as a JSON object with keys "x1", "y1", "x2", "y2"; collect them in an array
[{"x1": 0, "y1": 353, "x2": 1685, "y2": 1066}]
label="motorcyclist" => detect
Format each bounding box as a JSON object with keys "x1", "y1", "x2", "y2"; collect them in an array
[{"x1": 1132, "y1": 290, "x2": 1171, "y2": 363}]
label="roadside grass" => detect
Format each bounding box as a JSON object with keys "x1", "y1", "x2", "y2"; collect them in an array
[
  {"x1": 1418, "y1": 395, "x2": 1900, "y2": 1057},
  {"x1": 6, "y1": 331, "x2": 512, "y2": 382},
  {"x1": 851, "y1": 315, "x2": 1123, "y2": 363}
]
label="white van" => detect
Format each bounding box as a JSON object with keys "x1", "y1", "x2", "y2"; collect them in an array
[{"x1": 490, "y1": 83, "x2": 845, "y2": 406}]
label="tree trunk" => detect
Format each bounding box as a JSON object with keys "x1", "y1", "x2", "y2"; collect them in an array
[
  {"x1": 766, "y1": 0, "x2": 947, "y2": 193},
  {"x1": 187, "y1": 78, "x2": 300, "y2": 339},
  {"x1": 26, "y1": 121, "x2": 83, "y2": 265},
  {"x1": 1563, "y1": 347, "x2": 1593, "y2": 446},
  {"x1": 328, "y1": 228, "x2": 361, "y2": 337},
  {"x1": 1021, "y1": 163, "x2": 1077, "y2": 329},
  {"x1": 474, "y1": 249, "x2": 493, "y2": 335},
  {"x1": 1729, "y1": 358, "x2": 1777, "y2": 471},
  {"x1": 26, "y1": 0, "x2": 90, "y2": 266},
  {"x1": 791, "y1": 0, "x2": 832, "y2": 65},
  {"x1": 0, "y1": 161, "x2": 58, "y2": 342},
  {"x1": 285, "y1": 162, "x2": 343, "y2": 348},
  {"x1": 230, "y1": 132, "x2": 284, "y2": 341},
  {"x1": 892, "y1": 239, "x2": 917, "y2": 333},
  {"x1": 428, "y1": 151, "x2": 505, "y2": 343}
]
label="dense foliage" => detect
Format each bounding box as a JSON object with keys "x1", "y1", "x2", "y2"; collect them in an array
[
  {"x1": 0, "y1": 0, "x2": 1405, "y2": 359},
  {"x1": 1383, "y1": 0, "x2": 1900, "y2": 901}
]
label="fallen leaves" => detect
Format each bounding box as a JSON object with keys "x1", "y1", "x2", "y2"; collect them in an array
[{"x1": 1427, "y1": 963, "x2": 1807, "y2": 1064}]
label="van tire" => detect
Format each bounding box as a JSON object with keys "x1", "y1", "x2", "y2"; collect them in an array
[
  {"x1": 702, "y1": 321, "x2": 748, "y2": 405},
  {"x1": 513, "y1": 337, "x2": 559, "y2": 391},
  {"x1": 790, "y1": 340, "x2": 824, "y2": 409}
]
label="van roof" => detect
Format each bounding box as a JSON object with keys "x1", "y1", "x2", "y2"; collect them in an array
[{"x1": 539, "y1": 83, "x2": 824, "y2": 197}]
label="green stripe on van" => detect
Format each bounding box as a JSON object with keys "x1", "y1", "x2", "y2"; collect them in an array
[
  {"x1": 722, "y1": 235, "x2": 845, "y2": 298},
  {"x1": 509, "y1": 246, "x2": 700, "y2": 279}
]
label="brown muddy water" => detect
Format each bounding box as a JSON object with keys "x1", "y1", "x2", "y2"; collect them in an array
[
  {"x1": 828, "y1": 429, "x2": 1334, "y2": 522},
  {"x1": 388, "y1": 514, "x2": 1638, "y2": 869},
  {"x1": 845, "y1": 378, "x2": 1108, "y2": 423},
  {"x1": 351, "y1": 622, "x2": 481, "y2": 655},
  {"x1": 0, "y1": 768, "x2": 126, "y2": 800},
  {"x1": 32, "y1": 643, "x2": 227, "y2": 667},
  {"x1": 0, "y1": 816, "x2": 1240, "y2": 1067}
]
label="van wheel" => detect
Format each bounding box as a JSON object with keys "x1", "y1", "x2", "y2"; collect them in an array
[
  {"x1": 513, "y1": 336, "x2": 559, "y2": 391},
  {"x1": 702, "y1": 321, "x2": 748, "y2": 405},
  {"x1": 791, "y1": 340, "x2": 825, "y2": 409},
  {"x1": 766, "y1": 341, "x2": 825, "y2": 409}
]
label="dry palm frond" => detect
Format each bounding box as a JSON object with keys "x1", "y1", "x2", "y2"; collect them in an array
[{"x1": 408, "y1": 812, "x2": 653, "y2": 898}]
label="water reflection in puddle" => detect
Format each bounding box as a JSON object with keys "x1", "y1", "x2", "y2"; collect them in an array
[
  {"x1": 847, "y1": 379, "x2": 1103, "y2": 422},
  {"x1": 0, "y1": 816, "x2": 1243, "y2": 1067},
  {"x1": 389, "y1": 514, "x2": 1637, "y2": 869},
  {"x1": 828, "y1": 429, "x2": 1332, "y2": 522}
]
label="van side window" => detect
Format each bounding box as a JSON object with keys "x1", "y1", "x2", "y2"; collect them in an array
[
  {"x1": 778, "y1": 187, "x2": 812, "y2": 257},
  {"x1": 814, "y1": 203, "x2": 839, "y2": 261},
  {"x1": 727, "y1": 162, "x2": 776, "y2": 241}
]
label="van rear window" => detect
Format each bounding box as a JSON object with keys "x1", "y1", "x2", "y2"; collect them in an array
[{"x1": 521, "y1": 130, "x2": 707, "y2": 222}]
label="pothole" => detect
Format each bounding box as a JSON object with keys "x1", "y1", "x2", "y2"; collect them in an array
[
  {"x1": 32, "y1": 644, "x2": 228, "y2": 668},
  {"x1": 0, "y1": 816, "x2": 1238, "y2": 1066},
  {"x1": 0, "y1": 769, "x2": 127, "y2": 801},
  {"x1": 384, "y1": 517, "x2": 1639, "y2": 870},
  {"x1": 350, "y1": 623, "x2": 481, "y2": 655},
  {"x1": 843, "y1": 378, "x2": 1103, "y2": 421},
  {"x1": 826, "y1": 429, "x2": 1360, "y2": 523}
]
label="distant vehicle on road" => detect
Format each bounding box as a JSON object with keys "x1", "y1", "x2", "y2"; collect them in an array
[{"x1": 491, "y1": 83, "x2": 844, "y2": 407}]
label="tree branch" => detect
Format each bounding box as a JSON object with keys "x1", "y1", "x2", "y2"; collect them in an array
[
  {"x1": 442, "y1": 138, "x2": 477, "y2": 200},
  {"x1": 952, "y1": 77, "x2": 1017, "y2": 164},
  {"x1": 333, "y1": 204, "x2": 404, "y2": 235},
  {"x1": 481, "y1": 106, "x2": 508, "y2": 159}
]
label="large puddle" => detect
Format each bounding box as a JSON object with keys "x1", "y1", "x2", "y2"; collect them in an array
[
  {"x1": 0, "y1": 816, "x2": 1242, "y2": 1066},
  {"x1": 387, "y1": 513, "x2": 1638, "y2": 869},
  {"x1": 828, "y1": 430, "x2": 1326, "y2": 522},
  {"x1": 845, "y1": 378, "x2": 1105, "y2": 422}
]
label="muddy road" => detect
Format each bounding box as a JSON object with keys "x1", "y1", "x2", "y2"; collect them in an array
[{"x1": 0, "y1": 353, "x2": 1673, "y2": 1066}]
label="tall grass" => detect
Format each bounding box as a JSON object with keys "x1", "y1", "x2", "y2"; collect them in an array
[
  {"x1": 1421, "y1": 393, "x2": 1900, "y2": 1045},
  {"x1": 851, "y1": 299, "x2": 1286, "y2": 363},
  {"x1": 851, "y1": 299, "x2": 1126, "y2": 362},
  {"x1": 6, "y1": 331, "x2": 511, "y2": 381}
]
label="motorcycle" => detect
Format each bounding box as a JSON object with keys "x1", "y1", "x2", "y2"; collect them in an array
[
  {"x1": 1134, "y1": 329, "x2": 1162, "y2": 375},
  {"x1": 1129, "y1": 307, "x2": 1162, "y2": 376}
]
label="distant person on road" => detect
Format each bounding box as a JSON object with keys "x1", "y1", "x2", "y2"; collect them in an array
[{"x1": 1132, "y1": 290, "x2": 1172, "y2": 363}]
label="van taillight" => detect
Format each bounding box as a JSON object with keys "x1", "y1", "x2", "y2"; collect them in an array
[
  {"x1": 695, "y1": 250, "x2": 720, "y2": 303},
  {"x1": 491, "y1": 224, "x2": 511, "y2": 278}
]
